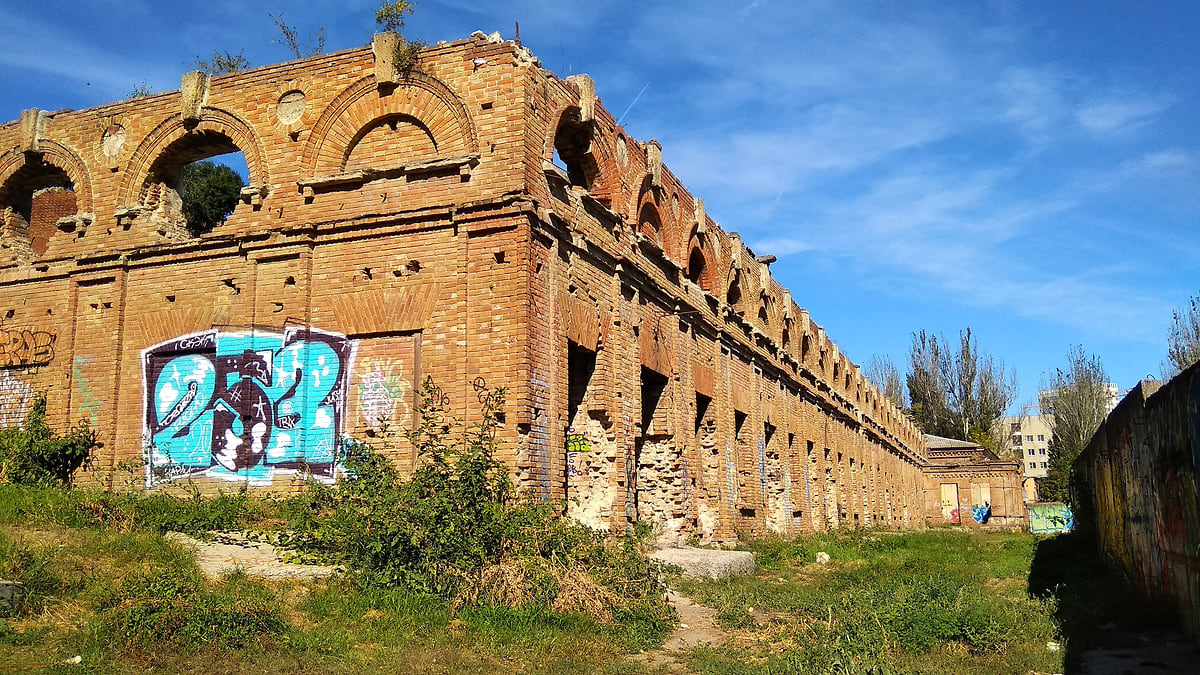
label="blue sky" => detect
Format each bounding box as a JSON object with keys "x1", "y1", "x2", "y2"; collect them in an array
[{"x1": 2, "y1": 1, "x2": 1197, "y2": 412}]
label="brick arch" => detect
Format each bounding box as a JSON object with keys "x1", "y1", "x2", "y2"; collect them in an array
[
  {"x1": 0, "y1": 141, "x2": 93, "y2": 214},
  {"x1": 685, "y1": 233, "x2": 716, "y2": 294},
  {"x1": 118, "y1": 107, "x2": 267, "y2": 206},
  {"x1": 542, "y1": 103, "x2": 619, "y2": 206},
  {"x1": 302, "y1": 71, "x2": 478, "y2": 176},
  {"x1": 636, "y1": 188, "x2": 663, "y2": 243}
]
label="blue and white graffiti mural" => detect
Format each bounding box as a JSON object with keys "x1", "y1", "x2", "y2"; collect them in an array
[{"x1": 141, "y1": 328, "x2": 354, "y2": 487}]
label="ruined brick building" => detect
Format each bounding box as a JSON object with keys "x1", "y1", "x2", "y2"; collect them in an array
[{"x1": 0, "y1": 32, "x2": 1015, "y2": 541}]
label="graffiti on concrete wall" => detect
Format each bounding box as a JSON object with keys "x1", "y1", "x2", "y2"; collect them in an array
[
  {"x1": 0, "y1": 370, "x2": 33, "y2": 427},
  {"x1": 141, "y1": 328, "x2": 353, "y2": 487},
  {"x1": 1029, "y1": 503, "x2": 1074, "y2": 534},
  {"x1": 0, "y1": 328, "x2": 56, "y2": 368}
]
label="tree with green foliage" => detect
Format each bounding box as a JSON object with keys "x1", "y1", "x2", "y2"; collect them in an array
[
  {"x1": 906, "y1": 328, "x2": 1018, "y2": 456},
  {"x1": 1038, "y1": 346, "x2": 1109, "y2": 503},
  {"x1": 180, "y1": 161, "x2": 244, "y2": 236},
  {"x1": 1164, "y1": 292, "x2": 1200, "y2": 379},
  {"x1": 193, "y1": 50, "x2": 250, "y2": 75}
]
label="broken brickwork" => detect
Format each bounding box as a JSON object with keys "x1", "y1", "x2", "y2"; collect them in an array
[{"x1": 0, "y1": 32, "x2": 932, "y2": 540}]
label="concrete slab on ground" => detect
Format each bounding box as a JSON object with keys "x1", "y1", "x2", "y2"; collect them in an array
[{"x1": 650, "y1": 546, "x2": 755, "y2": 579}]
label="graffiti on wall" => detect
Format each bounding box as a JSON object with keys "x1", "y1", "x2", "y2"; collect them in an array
[
  {"x1": 356, "y1": 357, "x2": 410, "y2": 428},
  {"x1": 0, "y1": 328, "x2": 56, "y2": 368},
  {"x1": 940, "y1": 483, "x2": 960, "y2": 524},
  {"x1": 972, "y1": 502, "x2": 992, "y2": 524},
  {"x1": 565, "y1": 430, "x2": 589, "y2": 478},
  {"x1": 141, "y1": 328, "x2": 353, "y2": 487},
  {"x1": 1029, "y1": 503, "x2": 1074, "y2": 534},
  {"x1": 72, "y1": 356, "x2": 103, "y2": 427},
  {"x1": 0, "y1": 370, "x2": 34, "y2": 427}
]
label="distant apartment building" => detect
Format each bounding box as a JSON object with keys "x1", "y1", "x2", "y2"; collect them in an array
[{"x1": 1006, "y1": 413, "x2": 1052, "y2": 501}]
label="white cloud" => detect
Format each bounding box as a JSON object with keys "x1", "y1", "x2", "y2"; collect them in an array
[{"x1": 1077, "y1": 95, "x2": 1171, "y2": 135}]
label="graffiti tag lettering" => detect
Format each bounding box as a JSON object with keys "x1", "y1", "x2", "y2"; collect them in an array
[
  {"x1": 72, "y1": 357, "x2": 103, "y2": 427},
  {"x1": 142, "y1": 327, "x2": 353, "y2": 487},
  {"x1": 0, "y1": 371, "x2": 34, "y2": 427},
  {"x1": 0, "y1": 328, "x2": 56, "y2": 368},
  {"x1": 1029, "y1": 503, "x2": 1074, "y2": 534}
]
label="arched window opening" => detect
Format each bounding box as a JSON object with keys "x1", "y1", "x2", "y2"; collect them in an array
[
  {"x1": 638, "y1": 202, "x2": 662, "y2": 243},
  {"x1": 758, "y1": 304, "x2": 769, "y2": 326},
  {"x1": 727, "y1": 271, "x2": 742, "y2": 308},
  {"x1": 686, "y1": 245, "x2": 711, "y2": 292},
  {"x1": 553, "y1": 108, "x2": 601, "y2": 195},
  {"x1": 782, "y1": 325, "x2": 791, "y2": 351},
  {"x1": 0, "y1": 159, "x2": 75, "y2": 257},
  {"x1": 143, "y1": 130, "x2": 247, "y2": 237}
]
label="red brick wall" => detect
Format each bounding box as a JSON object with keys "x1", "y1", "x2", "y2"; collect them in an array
[{"x1": 0, "y1": 35, "x2": 933, "y2": 540}]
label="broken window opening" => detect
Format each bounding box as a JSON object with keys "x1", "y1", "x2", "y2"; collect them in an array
[
  {"x1": 640, "y1": 366, "x2": 668, "y2": 435},
  {"x1": 0, "y1": 159, "x2": 75, "y2": 257},
  {"x1": 695, "y1": 392, "x2": 712, "y2": 435},
  {"x1": 552, "y1": 107, "x2": 603, "y2": 198},
  {"x1": 734, "y1": 409, "x2": 747, "y2": 442},
  {"x1": 638, "y1": 201, "x2": 662, "y2": 243},
  {"x1": 142, "y1": 130, "x2": 247, "y2": 237},
  {"x1": 686, "y1": 245, "x2": 713, "y2": 292},
  {"x1": 727, "y1": 271, "x2": 742, "y2": 308},
  {"x1": 567, "y1": 341, "x2": 597, "y2": 428}
]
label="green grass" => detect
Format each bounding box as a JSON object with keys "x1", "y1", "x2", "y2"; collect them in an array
[
  {"x1": 0, "y1": 484, "x2": 660, "y2": 673},
  {"x1": 675, "y1": 529, "x2": 1063, "y2": 675},
  {"x1": 5, "y1": 483, "x2": 1149, "y2": 674}
]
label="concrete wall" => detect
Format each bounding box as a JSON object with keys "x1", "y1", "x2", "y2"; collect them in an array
[
  {"x1": 1075, "y1": 365, "x2": 1200, "y2": 635},
  {"x1": 0, "y1": 33, "x2": 931, "y2": 542}
]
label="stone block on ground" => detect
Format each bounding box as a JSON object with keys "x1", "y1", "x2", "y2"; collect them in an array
[
  {"x1": 650, "y1": 546, "x2": 755, "y2": 580},
  {"x1": 0, "y1": 579, "x2": 27, "y2": 618}
]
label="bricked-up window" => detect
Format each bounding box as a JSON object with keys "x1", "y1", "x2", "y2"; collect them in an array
[
  {"x1": 552, "y1": 107, "x2": 603, "y2": 198},
  {"x1": 0, "y1": 159, "x2": 74, "y2": 257},
  {"x1": 142, "y1": 130, "x2": 247, "y2": 236},
  {"x1": 640, "y1": 367, "x2": 668, "y2": 435}
]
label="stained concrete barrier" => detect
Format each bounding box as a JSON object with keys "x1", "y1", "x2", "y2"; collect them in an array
[{"x1": 650, "y1": 547, "x2": 755, "y2": 579}]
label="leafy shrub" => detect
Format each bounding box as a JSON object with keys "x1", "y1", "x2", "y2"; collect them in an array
[
  {"x1": 285, "y1": 377, "x2": 673, "y2": 640},
  {"x1": 0, "y1": 394, "x2": 95, "y2": 486}
]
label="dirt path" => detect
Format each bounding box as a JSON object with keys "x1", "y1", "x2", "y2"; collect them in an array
[
  {"x1": 164, "y1": 531, "x2": 340, "y2": 580},
  {"x1": 629, "y1": 590, "x2": 729, "y2": 672}
]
